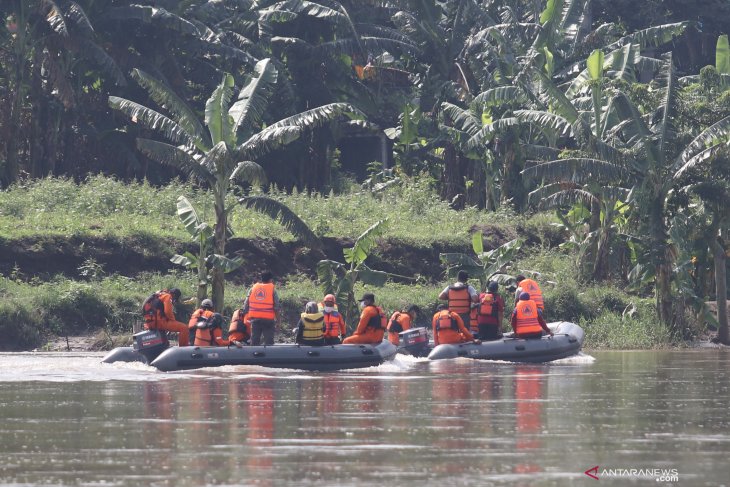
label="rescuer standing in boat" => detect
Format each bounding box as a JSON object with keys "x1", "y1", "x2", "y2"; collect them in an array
[
  {"x1": 438, "y1": 270, "x2": 479, "y2": 327},
  {"x1": 342, "y1": 293, "x2": 387, "y2": 345},
  {"x1": 242, "y1": 271, "x2": 280, "y2": 346},
  {"x1": 142, "y1": 288, "x2": 189, "y2": 346}
]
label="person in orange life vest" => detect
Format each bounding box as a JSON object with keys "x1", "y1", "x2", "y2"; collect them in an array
[
  {"x1": 194, "y1": 310, "x2": 235, "y2": 347},
  {"x1": 142, "y1": 288, "x2": 189, "y2": 346},
  {"x1": 438, "y1": 270, "x2": 479, "y2": 328},
  {"x1": 432, "y1": 304, "x2": 480, "y2": 346},
  {"x1": 511, "y1": 292, "x2": 552, "y2": 339},
  {"x1": 387, "y1": 304, "x2": 419, "y2": 346},
  {"x1": 321, "y1": 294, "x2": 347, "y2": 345},
  {"x1": 342, "y1": 293, "x2": 387, "y2": 345},
  {"x1": 295, "y1": 302, "x2": 326, "y2": 346},
  {"x1": 229, "y1": 308, "x2": 252, "y2": 345},
  {"x1": 477, "y1": 281, "x2": 505, "y2": 340},
  {"x1": 514, "y1": 275, "x2": 545, "y2": 312},
  {"x1": 242, "y1": 271, "x2": 280, "y2": 346},
  {"x1": 188, "y1": 298, "x2": 214, "y2": 344}
]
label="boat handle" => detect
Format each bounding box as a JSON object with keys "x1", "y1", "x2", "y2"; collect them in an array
[
  {"x1": 361, "y1": 349, "x2": 374, "y2": 355},
  {"x1": 568, "y1": 337, "x2": 577, "y2": 343},
  {"x1": 192, "y1": 353, "x2": 203, "y2": 359},
  {"x1": 253, "y1": 351, "x2": 266, "y2": 357},
  {"x1": 307, "y1": 351, "x2": 320, "y2": 357},
  {"x1": 457, "y1": 350, "x2": 468, "y2": 357},
  {"x1": 515, "y1": 345, "x2": 525, "y2": 351}
]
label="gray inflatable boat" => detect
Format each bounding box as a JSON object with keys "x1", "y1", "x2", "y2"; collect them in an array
[
  {"x1": 427, "y1": 321, "x2": 584, "y2": 363},
  {"x1": 102, "y1": 330, "x2": 398, "y2": 372}
]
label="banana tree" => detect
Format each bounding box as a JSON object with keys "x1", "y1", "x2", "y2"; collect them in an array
[
  {"x1": 110, "y1": 58, "x2": 356, "y2": 308},
  {"x1": 317, "y1": 219, "x2": 396, "y2": 327},
  {"x1": 439, "y1": 232, "x2": 523, "y2": 292},
  {"x1": 170, "y1": 196, "x2": 242, "y2": 306}
]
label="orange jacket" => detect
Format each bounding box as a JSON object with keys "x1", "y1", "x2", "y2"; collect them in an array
[
  {"x1": 144, "y1": 291, "x2": 177, "y2": 323},
  {"x1": 350, "y1": 305, "x2": 386, "y2": 341},
  {"x1": 247, "y1": 282, "x2": 276, "y2": 320},
  {"x1": 511, "y1": 300, "x2": 548, "y2": 336},
  {"x1": 229, "y1": 309, "x2": 252, "y2": 342},
  {"x1": 519, "y1": 279, "x2": 544, "y2": 310},
  {"x1": 323, "y1": 310, "x2": 346, "y2": 338},
  {"x1": 447, "y1": 285, "x2": 472, "y2": 315},
  {"x1": 194, "y1": 326, "x2": 231, "y2": 347},
  {"x1": 387, "y1": 312, "x2": 412, "y2": 345},
  {"x1": 432, "y1": 310, "x2": 473, "y2": 346},
  {"x1": 189, "y1": 308, "x2": 214, "y2": 330}
]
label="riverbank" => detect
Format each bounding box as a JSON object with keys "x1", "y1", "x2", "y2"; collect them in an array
[{"x1": 0, "y1": 176, "x2": 695, "y2": 351}]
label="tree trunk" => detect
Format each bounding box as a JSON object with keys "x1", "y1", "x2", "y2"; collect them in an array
[
  {"x1": 711, "y1": 231, "x2": 728, "y2": 345},
  {"x1": 211, "y1": 190, "x2": 227, "y2": 311},
  {"x1": 441, "y1": 143, "x2": 464, "y2": 209}
]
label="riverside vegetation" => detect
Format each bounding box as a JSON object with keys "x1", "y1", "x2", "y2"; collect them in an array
[
  {"x1": 1, "y1": 176, "x2": 669, "y2": 351},
  {"x1": 1, "y1": 1, "x2": 728, "y2": 348}
]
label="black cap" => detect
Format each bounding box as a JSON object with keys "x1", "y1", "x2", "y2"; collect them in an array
[
  {"x1": 358, "y1": 293, "x2": 375, "y2": 303},
  {"x1": 488, "y1": 281, "x2": 499, "y2": 292},
  {"x1": 169, "y1": 288, "x2": 181, "y2": 300}
]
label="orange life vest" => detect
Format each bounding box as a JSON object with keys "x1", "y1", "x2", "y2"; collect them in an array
[
  {"x1": 323, "y1": 311, "x2": 344, "y2": 337},
  {"x1": 189, "y1": 308, "x2": 214, "y2": 329},
  {"x1": 447, "y1": 284, "x2": 471, "y2": 315},
  {"x1": 479, "y1": 293, "x2": 498, "y2": 317},
  {"x1": 520, "y1": 279, "x2": 544, "y2": 309},
  {"x1": 367, "y1": 306, "x2": 387, "y2": 330},
  {"x1": 514, "y1": 300, "x2": 542, "y2": 335},
  {"x1": 194, "y1": 313, "x2": 224, "y2": 346},
  {"x1": 229, "y1": 309, "x2": 251, "y2": 340},
  {"x1": 434, "y1": 310, "x2": 458, "y2": 331},
  {"x1": 248, "y1": 282, "x2": 276, "y2": 320}
]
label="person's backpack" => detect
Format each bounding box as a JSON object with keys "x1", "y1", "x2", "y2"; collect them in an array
[
  {"x1": 478, "y1": 293, "x2": 499, "y2": 318},
  {"x1": 387, "y1": 312, "x2": 404, "y2": 333}
]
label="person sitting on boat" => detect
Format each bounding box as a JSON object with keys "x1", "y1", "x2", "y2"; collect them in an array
[
  {"x1": 477, "y1": 281, "x2": 505, "y2": 340},
  {"x1": 194, "y1": 310, "x2": 236, "y2": 347},
  {"x1": 511, "y1": 292, "x2": 552, "y2": 339},
  {"x1": 387, "y1": 305, "x2": 419, "y2": 346},
  {"x1": 188, "y1": 298, "x2": 214, "y2": 344},
  {"x1": 295, "y1": 302, "x2": 326, "y2": 346},
  {"x1": 342, "y1": 293, "x2": 387, "y2": 345},
  {"x1": 142, "y1": 288, "x2": 189, "y2": 346},
  {"x1": 321, "y1": 294, "x2": 347, "y2": 345},
  {"x1": 242, "y1": 271, "x2": 280, "y2": 346},
  {"x1": 229, "y1": 308, "x2": 252, "y2": 346},
  {"x1": 432, "y1": 304, "x2": 480, "y2": 346},
  {"x1": 438, "y1": 270, "x2": 479, "y2": 328},
  {"x1": 514, "y1": 275, "x2": 545, "y2": 312}
]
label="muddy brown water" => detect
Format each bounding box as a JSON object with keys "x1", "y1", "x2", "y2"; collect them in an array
[{"x1": 0, "y1": 350, "x2": 728, "y2": 486}]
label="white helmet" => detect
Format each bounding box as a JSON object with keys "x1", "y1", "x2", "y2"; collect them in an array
[{"x1": 201, "y1": 299, "x2": 213, "y2": 309}]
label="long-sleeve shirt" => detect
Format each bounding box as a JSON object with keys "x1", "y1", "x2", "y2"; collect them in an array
[{"x1": 432, "y1": 311, "x2": 474, "y2": 346}]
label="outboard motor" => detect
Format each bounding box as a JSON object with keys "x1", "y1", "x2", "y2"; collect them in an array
[
  {"x1": 398, "y1": 327, "x2": 429, "y2": 357},
  {"x1": 133, "y1": 329, "x2": 170, "y2": 363}
]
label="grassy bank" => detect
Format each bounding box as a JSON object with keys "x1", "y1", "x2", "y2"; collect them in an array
[{"x1": 0, "y1": 176, "x2": 677, "y2": 350}]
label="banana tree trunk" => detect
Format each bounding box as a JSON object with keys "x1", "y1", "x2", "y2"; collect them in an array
[
  {"x1": 711, "y1": 231, "x2": 728, "y2": 344},
  {"x1": 211, "y1": 190, "x2": 227, "y2": 311},
  {"x1": 650, "y1": 194, "x2": 675, "y2": 332},
  {"x1": 197, "y1": 236, "x2": 209, "y2": 307},
  {"x1": 441, "y1": 143, "x2": 464, "y2": 209}
]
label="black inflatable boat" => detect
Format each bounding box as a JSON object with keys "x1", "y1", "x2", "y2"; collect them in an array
[
  {"x1": 426, "y1": 321, "x2": 584, "y2": 363},
  {"x1": 102, "y1": 330, "x2": 398, "y2": 372}
]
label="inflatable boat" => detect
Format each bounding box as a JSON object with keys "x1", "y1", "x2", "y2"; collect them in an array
[
  {"x1": 426, "y1": 321, "x2": 584, "y2": 363},
  {"x1": 102, "y1": 330, "x2": 398, "y2": 372}
]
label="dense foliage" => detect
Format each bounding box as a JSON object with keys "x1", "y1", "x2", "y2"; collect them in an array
[{"x1": 0, "y1": 0, "x2": 728, "y2": 344}]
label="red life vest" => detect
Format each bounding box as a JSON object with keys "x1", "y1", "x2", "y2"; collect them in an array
[
  {"x1": 435, "y1": 310, "x2": 458, "y2": 331},
  {"x1": 248, "y1": 282, "x2": 276, "y2": 320},
  {"x1": 520, "y1": 279, "x2": 544, "y2": 309},
  {"x1": 447, "y1": 285, "x2": 471, "y2": 315},
  {"x1": 514, "y1": 300, "x2": 542, "y2": 335}
]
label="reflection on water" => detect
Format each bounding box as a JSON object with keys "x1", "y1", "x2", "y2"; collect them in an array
[{"x1": 0, "y1": 350, "x2": 729, "y2": 486}]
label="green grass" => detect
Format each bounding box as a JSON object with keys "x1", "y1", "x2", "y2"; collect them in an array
[{"x1": 0, "y1": 174, "x2": 548, "y2": 246}]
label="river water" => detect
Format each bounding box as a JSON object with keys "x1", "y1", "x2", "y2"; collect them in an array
[{"x1": 0, "y1": 350, "x2": 728, "y2": 486}]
